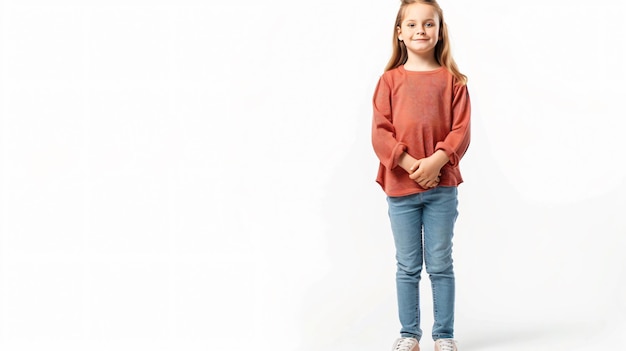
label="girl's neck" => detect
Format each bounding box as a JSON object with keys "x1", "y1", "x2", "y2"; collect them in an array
[{"x1": 403, "y1": 54, "x2": 440, "y2": 71}]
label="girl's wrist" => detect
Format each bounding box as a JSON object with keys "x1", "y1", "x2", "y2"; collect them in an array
[
  {"x1": 398, "y1": 152, "x2": 416, "y2": 173},
  {"x1": 431, "y1": 149, "x2": 450, "y2": 168}
]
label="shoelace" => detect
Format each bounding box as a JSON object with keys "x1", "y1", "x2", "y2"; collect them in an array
[
  {"x1": 394, "y1": 338, "x2": 417, "y2": 351},
  {"x1": 436, "y1": 339, "x2": 456, "y2": 351}
]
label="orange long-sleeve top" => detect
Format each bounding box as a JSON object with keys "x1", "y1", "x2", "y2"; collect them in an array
[{"x1": 372, "y1": 65, "x2": 471, "y2": 197}]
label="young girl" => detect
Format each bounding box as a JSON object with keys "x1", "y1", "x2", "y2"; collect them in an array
[{"x1": 371, "y1": 1, "x2": 470, "y2": 350}]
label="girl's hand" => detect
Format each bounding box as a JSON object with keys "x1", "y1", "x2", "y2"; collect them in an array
[
  {"x1": 409, "y1": 159, "x2": 441, "y2": 188},
  {"x1": 409, "y1": 151, "x2": 449, "y2": 188}
]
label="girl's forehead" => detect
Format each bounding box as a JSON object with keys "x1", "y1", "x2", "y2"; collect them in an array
[{"x1": 402, "y1": 3, "x2": 439, "y2": 22}]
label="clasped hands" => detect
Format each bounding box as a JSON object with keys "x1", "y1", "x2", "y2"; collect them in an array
[
  {"x1": 399, "y1": 150, "x2": 449, "y2": 189},
  {"x1": 408, "y1": 157, "x2": 442, "y2": 189}
]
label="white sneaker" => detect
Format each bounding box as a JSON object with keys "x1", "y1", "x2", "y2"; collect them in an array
[
  {"x1": 392, "y1": 337, "x2": 419, "y2": 351},
  {"x1": 434, "y1": 338, "x2": 457, "y2": 351}
]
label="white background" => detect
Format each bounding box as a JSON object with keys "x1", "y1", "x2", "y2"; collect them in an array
[{"x1": 1, "y1": 0, "x2": 625, "y2": 350}]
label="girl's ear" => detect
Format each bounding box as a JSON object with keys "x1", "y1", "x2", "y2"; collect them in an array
[{"x1": 397, "y1": 25, "x2": 402, "y2": 39}]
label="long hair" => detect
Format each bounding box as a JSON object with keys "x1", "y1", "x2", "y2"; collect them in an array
[{"x1": 385, "y1": 0, "x2": 467, "y2": 85}]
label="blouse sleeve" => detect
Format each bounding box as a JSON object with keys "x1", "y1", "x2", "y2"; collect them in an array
[
  {"x1": 371, "y1": 75, "x2": 407, "y2": 170},
  {"x1": 435, "y1": 82, "x2": 471, "y2": 166}
]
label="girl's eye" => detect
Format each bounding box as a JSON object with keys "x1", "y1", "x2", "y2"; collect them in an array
[
  {"x1": 425, "y1": 23, "x2": 433, "y2": 27},
  {"x1": 407, "y1": 23, "x2": 415, "y2": 28}
]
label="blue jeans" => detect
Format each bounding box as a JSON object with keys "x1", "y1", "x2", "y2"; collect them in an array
[{"x1": 387, "y1": 186, "x2": 458, "y2": 341}]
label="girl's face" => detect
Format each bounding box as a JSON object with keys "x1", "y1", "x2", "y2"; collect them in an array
[{"x1": 397, "y1": 3, "x2": 440, "y2": 57}]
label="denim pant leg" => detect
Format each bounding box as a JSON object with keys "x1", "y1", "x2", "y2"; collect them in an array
[
  {"x1": 422, "y1": 186, "x2": 458, "y2": 340},
  {"x1": 387, "y1": 193, "x2": 425, "y2": 340}
]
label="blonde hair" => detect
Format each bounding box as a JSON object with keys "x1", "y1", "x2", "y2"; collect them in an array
[{"x1": 385, "y1": 0, "x2": 467, "y2": 84}]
